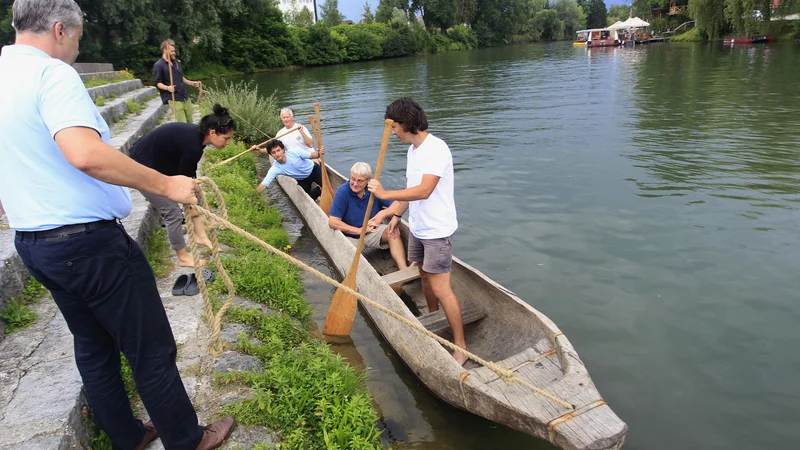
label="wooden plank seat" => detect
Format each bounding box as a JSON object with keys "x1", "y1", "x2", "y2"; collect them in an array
[
  {"x1": 381, "y1": 266, "x2": 421, "y2": 286},
  {"x1": 418, "y1": 302, "x2": 487, "y2": 334}
]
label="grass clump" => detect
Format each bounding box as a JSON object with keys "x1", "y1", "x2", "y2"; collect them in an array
[
  {"x1": 126, "y1": 99, "x2": 143, "y2": 115},
  {"x1": 0, "y1": 277, "x2": 46, "y2": 333},
  {"x1": 145, "y1": 226, "x2": 174, "y2": 278},
  {"x1": 198, "y1": 80, "x2": 282, "y2": 146},
  {"x1": 217, "y1": 337, "x2": 382, "y2": 450},
  {"x1": 94, "y1": 96, "x2": 106, "y2": 106},
  {"x1": 83, "y1": 69, "x2": 136, "y2": 88}
]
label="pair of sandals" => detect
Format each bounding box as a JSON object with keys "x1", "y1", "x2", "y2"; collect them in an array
[{"x1": 172, "y1": 269, "x2": 215, "y2": 296}]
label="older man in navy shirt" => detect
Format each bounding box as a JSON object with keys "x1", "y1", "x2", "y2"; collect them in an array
[
  {"x1": 0, "y1": 1, "x2": 234, "y2": 448},
  {"x1": 328, "y1": 162, "x2": 408, "y2": 271}
]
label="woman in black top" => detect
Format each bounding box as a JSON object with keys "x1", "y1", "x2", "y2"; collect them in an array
[{"x1": 130, "y1": 104, "x2": 236, "y2": 267}]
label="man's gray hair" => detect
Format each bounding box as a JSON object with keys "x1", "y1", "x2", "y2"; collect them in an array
[
  {"x1": 12, "y1": 0, "x2": 83, "y2": 35},
  {"x1": 350, "y1": 162, "x2": 372, "y2": 180},
  {"x1": 280, "y1": 108, "x2": 294, "y2": 118}
]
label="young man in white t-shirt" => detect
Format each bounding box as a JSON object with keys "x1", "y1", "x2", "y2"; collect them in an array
[{"x1": 367, "y1": 98, "x2": 467, "y2": 366}]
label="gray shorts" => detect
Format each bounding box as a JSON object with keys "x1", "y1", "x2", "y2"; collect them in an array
[
  {"x1": 347, "y1": 224, "x2": 389, "y2": 250},
  {"x1": 408, "y1": 234, "x2": 453, "y2": 274}
]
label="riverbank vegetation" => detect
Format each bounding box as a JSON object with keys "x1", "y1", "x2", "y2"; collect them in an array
[
  {"x1": 200, "y1": 140, "x2": 384, "y2": 449},
  {"x1": 0, "y1": 277, "x2": 46, "y2": 334}
]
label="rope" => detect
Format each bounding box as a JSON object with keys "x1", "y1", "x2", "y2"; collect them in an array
[
  {"x1": 547, "y1": 400, "x2": 607, "y2": 444},
  {"x1": 182, "y1": 179, "x2": 235, "y2": 357},
  {"x1": 183, "y1": 177, "x2": 574, "y2": 410},
  {"x1": 227, "y1": 109, "x2": 272, "y2": 141}
]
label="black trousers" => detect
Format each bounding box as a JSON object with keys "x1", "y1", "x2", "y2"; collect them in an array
[
  {"x1": 15, "y1": 223, "x2": 204, "y2": 449},
  {"x1": 297, "y1": 162, "x2": 322, "y2": 200}
]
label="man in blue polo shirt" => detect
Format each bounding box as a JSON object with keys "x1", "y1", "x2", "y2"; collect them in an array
[
  {"x1": 0, "y1": 1, "x2": 234, "y2": 448},
  {"x1": 329, "y1": 162, "x2": 408, "y2": 271}
]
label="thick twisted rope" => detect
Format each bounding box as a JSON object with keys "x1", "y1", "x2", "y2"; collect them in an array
[
  {"x1": 183, "y1": 178, "x2": 235, "y2": 357},
  {"x1": 184, "y1": 177, "x2": 574, "y2": 410}
]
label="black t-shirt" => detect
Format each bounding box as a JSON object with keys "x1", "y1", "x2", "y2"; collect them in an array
[
  {"x1": 129, "y1": 122, "x2": 205, "y2": 177},
  {"x1": 152, "y1": 58, "x2": 189, "y2": 104}
]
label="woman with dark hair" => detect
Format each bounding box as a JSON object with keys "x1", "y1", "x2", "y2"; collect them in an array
[{"x1": 130, "y1": 104, "x2": 236, "y2": 266}]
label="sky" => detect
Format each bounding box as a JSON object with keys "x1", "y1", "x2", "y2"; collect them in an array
[{"x1": 329, "y1": 0, "x2": 629, "y2": 23}]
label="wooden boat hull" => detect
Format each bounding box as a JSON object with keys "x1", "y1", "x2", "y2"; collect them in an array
[{"x1": 276, "y1": 164, "x2": 628, "y2": 449}]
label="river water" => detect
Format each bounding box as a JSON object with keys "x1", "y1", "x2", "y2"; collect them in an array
[{"x1": 230, "y1": 42, "x2": 800, "y2": 449}]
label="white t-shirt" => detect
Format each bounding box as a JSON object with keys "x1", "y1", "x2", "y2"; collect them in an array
[
  {"x1": 278, "y1": 124, "x2": 313, "y2": 154},
  {"x1": 406, "y1": 134, "x2": 458, "y2": 239}
]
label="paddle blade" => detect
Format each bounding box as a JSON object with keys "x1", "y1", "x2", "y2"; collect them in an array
[{"x1": 323, "y1": 271, "x2": 358, "y2": 336}]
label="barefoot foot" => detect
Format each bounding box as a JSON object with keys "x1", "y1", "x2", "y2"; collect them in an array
[
  {"x1": 453, "y1": 350, "x2": 469, "y2": 367},
  {"x1": 178, "y1": 257, "x2": 206, "y2": 268}
]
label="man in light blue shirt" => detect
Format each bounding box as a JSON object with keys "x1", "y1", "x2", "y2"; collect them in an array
[
  {"x1": 252, "y1": 139, "x2": 325, "y2": 200},
  {"x1": 0, "y1": 1, "x2": 234, "y2": 448}
]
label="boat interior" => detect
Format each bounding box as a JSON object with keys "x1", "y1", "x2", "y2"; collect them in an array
[{"x1": 326, "y1": 169, "x2": 561, "y2": 370}]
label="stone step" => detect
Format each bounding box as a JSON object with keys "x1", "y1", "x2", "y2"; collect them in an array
[
  {"x1": 79, "y1": 70, "x2": 126, "y2": 82},
  {"x1": 97, "y1": 86, "x2": 158, "y2": 127},
  {"x1": 86, "y1": 79, "x2": 143, "y2": 102},
  {"x1": 73, "y1": 62, "x2": 114, "y2": 74},
  {"x1": 110, "y1": 96, "x2": 170, "y2": 156}
]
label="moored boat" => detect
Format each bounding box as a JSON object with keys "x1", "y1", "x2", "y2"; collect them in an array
[
  {"x1": 574, "y1": 30, "x2": 589, "y2": 46},
  {"x1": 585, "y1": 28, "x2": 621, "y2": 47},
  {"x1": 723, "y1": 34, "x2": 774, "y2": 45},
  {"x1": 275, "y1": 162, "x2": 628, "y2": 450}
]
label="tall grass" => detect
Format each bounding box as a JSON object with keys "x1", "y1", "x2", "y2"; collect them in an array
[{"x1": 198, "y1": 81, "x2": 283, "y2": 145}]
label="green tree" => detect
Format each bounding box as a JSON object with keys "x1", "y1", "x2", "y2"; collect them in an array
[
  {"x1": 534, "y1": 8, "x2": 564, "y2": 40},
  {"x1": 419, "y1": 0, "x2": 458, "y2": 31},
  {"x1": 456, "y1": 0, "x2": 478, "y2": 24},
  {"x1": 607, "y1": 4, "x2": 630, "y2": 23},
  {"x1": 286, "y1": 0, "x2": 315, "y2": 27},
  {"x1": 585, "y1": 0, "x2": 607, "y2": 28},
  {"x1": 362, "y1": 1, "x2": 376, "y2": 22},
  {"x1": 376, "y1": 0, "x2": 410, "y2": 23},
  {"x1": 320, "y1": 0, "x2": 345, "y2": 25},
  {"x1": 553, "y1": 0, "x2": 586, "y2": 37},
  {"x1": 689, "y1": 0, "x2": 728, "y2": 38},
  {"x1": 1, "y1": 5, "x2": 14, "y2": 46}
]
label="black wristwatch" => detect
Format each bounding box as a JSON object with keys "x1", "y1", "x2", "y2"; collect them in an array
[{"x1": 393, "y1": 214, "x2": 402, "y2": 218}]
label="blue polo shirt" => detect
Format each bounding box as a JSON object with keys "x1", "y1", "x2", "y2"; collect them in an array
[
  {"x1": 0, "y1": 45, "x2": 132, "y2": 231},
  {"x1": 330, "y1": 184, "x2": 393, "y2": 238},
  {"x1": 260, "y1": 149, "x2": 315, "y2": 187}
]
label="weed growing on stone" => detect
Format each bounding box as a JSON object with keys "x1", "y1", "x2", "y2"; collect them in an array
[
  {"x1": 145, "y1": 226, "x2": 174, "y2": 278},
  {"x1": 94, "y1": 96, "x2": 106, "y2": 106},
  {"x1": 0, "y1": 277, "x2": 46, "y2": 333},
  {"x1": 126, "y1": 99, "x2": 143, "y2": 115}
]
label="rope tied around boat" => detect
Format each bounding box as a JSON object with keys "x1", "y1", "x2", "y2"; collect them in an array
[{"x1": 185, "y1": 176, "x2": 575, "y2": 410}]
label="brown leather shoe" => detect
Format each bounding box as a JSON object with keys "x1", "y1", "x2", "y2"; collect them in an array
[
  {"x1": 195, "y1": 416, "x2": 236, "y2": 450},
  {"x1": 135, "y1": 421, "x2": 159, "y2": 450}
]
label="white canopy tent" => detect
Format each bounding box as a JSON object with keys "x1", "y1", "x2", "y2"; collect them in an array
[
  {"x1": 620, "y1": 17, "x2": 650, "y2": 29},
  {"x1": 608, "y1": 21, "x2": 627, "y2": 30}
]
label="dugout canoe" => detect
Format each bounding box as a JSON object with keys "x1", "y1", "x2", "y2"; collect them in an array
[{"x1": 275, "y1": 164, "x2": 628, "y2": 450}]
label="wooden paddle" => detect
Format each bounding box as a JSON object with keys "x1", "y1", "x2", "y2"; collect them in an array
[
  {"x1": 323, "y1": 119, "x2": 394, "y2": 337},
  {"x1": 166, "y1": 52, "x2": 177, "y2": 121},
  {"x1": 209, "y1": 125, "x2": 301, "y2": 169},
  {"x1": 312, "y1": 102, "x2": 336, "y2": 215}
]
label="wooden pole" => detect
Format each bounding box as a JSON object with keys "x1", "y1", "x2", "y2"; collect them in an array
[
  {"x1": 166, "y1": 52, "x2": 177, "y2": 121},
  {"x1": 210, "y1": 125, "x2": 301, "y2": 169},
  {"x1": 312, "y1": 102, "x2": 336, "y2": 215},
  {"x1": 323, "y1": 119, "x2": 394, "y2": 337}
]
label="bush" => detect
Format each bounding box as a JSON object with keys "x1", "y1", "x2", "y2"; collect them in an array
[
  {"x1": 382, "y1": 23, "x2": 417, "y2": 58},
  {"x1": 447, "y1": 24, "x2": 478, "y2": 49},
  {"x1": 333, "y1": 24, "x2": 385, "y2": 62},
  {"x1": 198, "y1": 81, "x2": 282, "y2": 146},
  {"x1": 305, "y1": 23, "x2": 345, "y2": 66}
]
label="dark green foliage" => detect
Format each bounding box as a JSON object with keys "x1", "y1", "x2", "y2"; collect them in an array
[
  {"x1": 1, "y1": 5, "x2": 13, "y2": 46},
  {"x1": 334, "y1": 23, "x2": 386, "y2": 61},
  {"x1": 305, "y1": 23, "x2": 345, "y2": 66},
  {"x1": 0, "y1": 278, "x2": 47, "y2": 334},
  {"x1": 586, "y1": 0, "x2": 607, "y2": 29}
]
